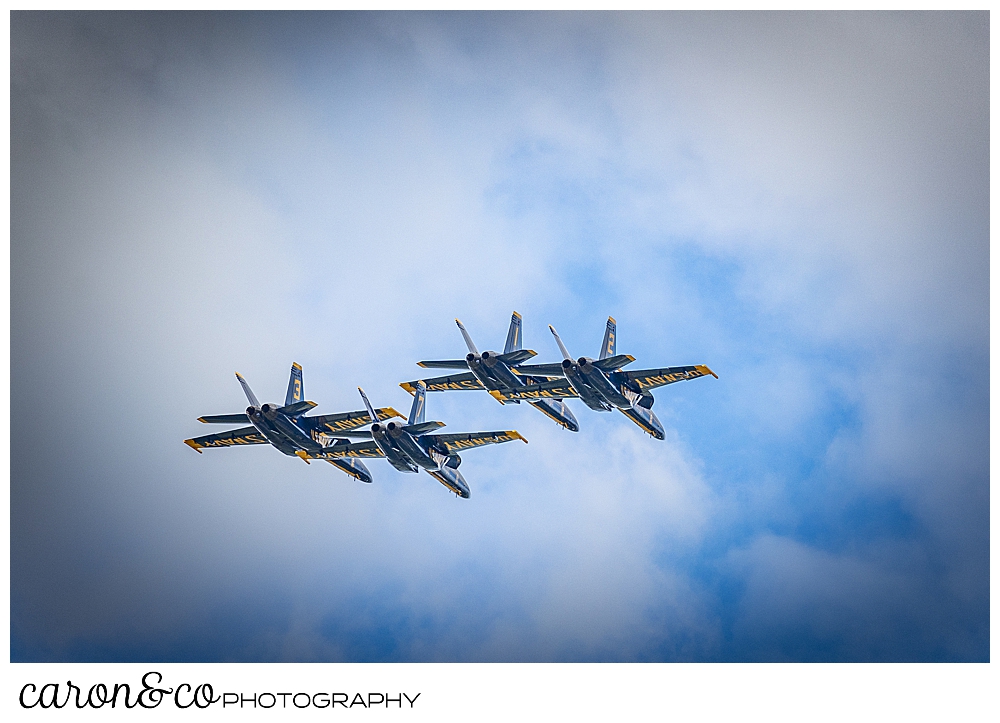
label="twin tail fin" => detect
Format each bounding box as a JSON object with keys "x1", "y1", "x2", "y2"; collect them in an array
[{"x1": 285, "y1": 362, "x2": 304, "y2": 406}]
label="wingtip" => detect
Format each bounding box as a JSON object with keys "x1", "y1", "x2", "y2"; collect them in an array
[
  {"x1": 510, "y1": 431, "x2": 528, "y2": 444},
  {"x1": 184, "y1": 439, "x2": 203, "y2": 453},
  {"x1": 399, "y1": 382, "x2": 417, "y2": 396},
  {"x1": 512, "y1": 310, "x2": 522, "y2": 319},
  {"x1": 608, "y1": 316, "x2": 616, "y2": 324},
  {"x1": 291, "y1": 362, "x2": 302, "y2": 370}
]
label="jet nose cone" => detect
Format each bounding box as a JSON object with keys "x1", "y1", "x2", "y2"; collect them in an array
[{"x1": 566, "y1": 420, "x2": 580, "y2": 432}]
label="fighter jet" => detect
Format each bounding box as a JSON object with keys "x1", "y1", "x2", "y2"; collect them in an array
[
  {"x1": 184, "y1": 362, "x2": 404, "y2": 483},
  {"x1": 399, "y1": 312, "x2": 580, "y2": 431},
  {"x1": 498, "y1": 317, "x2": 718, "y2": 439},
  {"x1": 310, "y1": 381, "x2": 527, "y2": 498}
]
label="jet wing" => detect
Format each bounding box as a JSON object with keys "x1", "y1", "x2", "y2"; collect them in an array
[
  {"x1": 498, "y1": 378, "x2": 577, "y2": 401},
  {"x1": 417, "y1": 359, "x2": 470, "y2": 369},
  {"x1": 625, "y1": 364, "x2": 718, "y2": 391},
  {"x1": 300, "y1": 407, "x2": 404, "y2": 433},
  {"x1": 423, "y1": 430, "x2": 528, "y2": 452},
  {"x1": 197, "y1": 413, "x2": 251, "y2": 424},
  {"x1": 512, "y1": 363, "x2": 566, "y2": 378},
  {"x1": 313, "y1": 440, "x2": 385, "y2": 458},
  {"x1": 400, "y1": 373, "x2": 484, "y2": 395},
  {"x1": 184, "y1": 426, "x2": 268, "y2": 452}
]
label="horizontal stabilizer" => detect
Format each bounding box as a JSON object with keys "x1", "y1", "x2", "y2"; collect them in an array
[
  {"x1": 512, "y1": 363, "x2": 566, "y2": 378},
  {"x1": 417, "y1": 359, "x2": 470, "y2": 369},
  {"x1": 198, "y1": 413, "x2": 250, "y2": 424},
  {"x1": 277, "y1": 400, "x2": 317, "y2": 416},
  {"x1": 496, "y1": 349, "x2": 536, "y2": 366},
  {"x1": 593, "y1": 354, "x2": 635, "y2": 372},
  {"x1": 404, "y1": 420, "x2": 446, "y2": 434}
]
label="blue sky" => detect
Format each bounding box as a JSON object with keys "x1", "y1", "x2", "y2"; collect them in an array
[{"x1": 11, "y1": 11, "x2": 988, "y2": 662}]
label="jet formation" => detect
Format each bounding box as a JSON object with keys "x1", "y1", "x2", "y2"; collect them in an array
[{"x1": 185, "y1": 314, "x2": 716, "y2": 498}]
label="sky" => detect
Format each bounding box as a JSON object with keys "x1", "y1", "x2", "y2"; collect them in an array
[{"x1": 10, "y1": 11, "x2": 989, "y2": 662}]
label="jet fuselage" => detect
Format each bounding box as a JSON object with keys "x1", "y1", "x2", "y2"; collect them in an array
[
  {"x1": 246, "y1": 404, "x2": 322, "y2": 455},
  {"x1": 560, "y1": 357, "x2": 631, "y2": 411},
  {"x1": 369, "y1": 420, "x2": 471, "y2": 497},
  {"x1": 558, "y1": 359, "x2": 666, "y2": 440}
]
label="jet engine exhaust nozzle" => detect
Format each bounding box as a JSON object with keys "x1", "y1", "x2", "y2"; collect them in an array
[
  {"x1": 386, "y1": 421, "x2": 404, "y2": 437},
  {"x1": 578, "y1": 357, "x2": 594, "y2": 373},
  {"x1": 562, "y1": 358, "x2": 575, "y2": 371},
  {"x1": 481, "y1": 351, "x2": 498, "y2": 367},
  {"x1": 466, "y1": 352, "x2": 479, "y2": 364}
]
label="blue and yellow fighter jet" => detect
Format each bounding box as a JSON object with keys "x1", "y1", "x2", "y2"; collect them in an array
[
  {"x1": 310, "y1": 381, "x2": 527, "y2": 498},
  {"x1": 184, "y1": 363, "x2": 404, "y2": 484},
  {"x1": 499, "y1": 317, "x2": 718, "y2": 439},
  {"x1": 399, "y1": 312, "x2": 580, "y2": 432}
]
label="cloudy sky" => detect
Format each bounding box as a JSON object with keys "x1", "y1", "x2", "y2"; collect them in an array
[{"x1": 11, "y1": 11, "x2": 988, "y2": 662}]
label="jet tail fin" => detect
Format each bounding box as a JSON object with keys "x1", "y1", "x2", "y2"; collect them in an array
[
  {"x1": 358, "y1": 388, "x2": 379, "y2": 426},
  {"x1": 456, "y1": 319, "x2": 479, "y2": 355},
  {"x1": 236, "y1": 373, "x2": 260, "y2": 408},
  {"x1": 503, "y1": 311, "x2": 523, "y2": 354},
  {"x1": 600, "y1": 317, "x2": 616, "y2": 360},
  {"x1": 408, "y1": 381, "x2": 427, "y2": 426},
  {"x1": 549, "y1": 325, "x2": 573, "y2": 361},
  {"x1": 284, "y1": 362, "x2": 304, "y2": 406}
]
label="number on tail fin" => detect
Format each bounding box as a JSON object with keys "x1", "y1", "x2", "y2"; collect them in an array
[
  {"x1": 285, "y1": 362, "x2": 303, "y2": 406},
  {"x1": 600, "y1": 317, "x2": 616, "y2": 361},
  {"x1": 504, "y1": 311, "x2": 522, "y2": 354}
]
